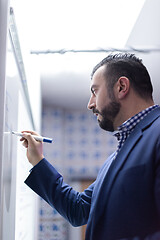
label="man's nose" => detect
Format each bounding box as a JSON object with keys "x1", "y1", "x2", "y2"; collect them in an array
[{"x1": 87, "y1": 96, "x2": 96, "y2": 110}]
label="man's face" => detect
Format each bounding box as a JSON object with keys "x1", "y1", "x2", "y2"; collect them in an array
[{"x1": 88, "y1": 66, "x2": 120, "y2": 132}]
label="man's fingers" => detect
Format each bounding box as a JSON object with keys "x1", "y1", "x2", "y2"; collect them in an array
[
  {"x1": 20, "y1": 130, "x2": 44, "y2": 166},
  {"x1": 22, "y1": 132, "x2": 36, "y2": 144},
  {"x1": 22, "y1": 140, "x2": 28, "y2": 148},
  {"x1": 20, "y1": 137, "x2": 25, "y2": 141},
  {"x1": 21, "y1": 130, "x2": 39, "y2": 136}
]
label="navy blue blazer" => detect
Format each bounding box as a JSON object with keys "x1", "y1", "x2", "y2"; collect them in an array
[{"x1": 25, "y1": 107, "x2": 160, "y2": 240}]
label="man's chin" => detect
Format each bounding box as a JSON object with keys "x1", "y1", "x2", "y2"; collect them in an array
[{"x1": 98, "y1": 119, "x2": 114, "y2": 132}]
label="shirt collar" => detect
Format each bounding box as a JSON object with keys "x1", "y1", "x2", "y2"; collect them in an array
[{"x1": 113, "y1": 104, "x2": 159, "y2": 138}]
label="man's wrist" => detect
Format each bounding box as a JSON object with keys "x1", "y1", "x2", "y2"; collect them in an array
[
  {"x1": 31, "y1": 155, "x2": 44, "y2": 166},
  {"x1": 29, "y1": 157, "x2": 45, "y2": 172}
]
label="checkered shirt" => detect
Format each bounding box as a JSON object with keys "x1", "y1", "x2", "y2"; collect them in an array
[{"x1": 113, "y1": 104, "x2": 159, "y2": 157}]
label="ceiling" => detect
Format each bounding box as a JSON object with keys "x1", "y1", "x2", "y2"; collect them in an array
[{"x1": 12, "y1": 0, "x2": 160, "y2": 110}]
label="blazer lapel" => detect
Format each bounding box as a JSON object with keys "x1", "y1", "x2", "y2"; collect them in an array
[
  {"x1": 92, "y1": 107, "x2": 160, "y2": 223},
  {"x1": 97, "y1": 127, "x2": 142, "y2": 213}
]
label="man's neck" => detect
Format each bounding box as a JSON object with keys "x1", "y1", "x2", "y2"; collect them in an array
[{"x1": 113, "y1": 98, "x2": 155, "y2": 130}]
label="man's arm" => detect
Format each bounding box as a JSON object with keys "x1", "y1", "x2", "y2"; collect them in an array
[
  {"x1": 21, "y1": 131, "x2": 93, "y2": 226},
  {"x1": 25, "y1": 158, "x2": 93, "y2": 226}
]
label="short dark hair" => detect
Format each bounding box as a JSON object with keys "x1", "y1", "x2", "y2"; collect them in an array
[{"x1": 91, "y1": 53, "x2": 153, "y2": 100}]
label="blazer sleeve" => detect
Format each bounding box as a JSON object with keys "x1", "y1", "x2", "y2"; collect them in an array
[{"x1": 25, "y1": 158, "x2": 93, "y2": 226}]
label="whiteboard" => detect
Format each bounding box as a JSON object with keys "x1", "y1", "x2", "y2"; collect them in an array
[{"x1": 0, "y1": 7, "x2": 38, "y2": 240}]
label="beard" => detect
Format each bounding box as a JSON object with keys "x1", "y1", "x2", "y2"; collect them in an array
[{"x1": 93, "y1": 100, "x2": 120, "y2": 132}]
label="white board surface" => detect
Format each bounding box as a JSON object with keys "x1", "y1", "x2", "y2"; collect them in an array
[{"x1": 0, "y1": 7, "x2": 38, "y2": 240}]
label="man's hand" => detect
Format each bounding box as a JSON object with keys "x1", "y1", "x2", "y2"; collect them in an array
[{"x1": 20, "y1": 130, "x2": 44, "y2": 166}]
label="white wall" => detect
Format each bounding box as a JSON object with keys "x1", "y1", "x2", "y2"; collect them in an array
[{"x1": 126, "y1": 0, "x2": 160, "y2": 105}]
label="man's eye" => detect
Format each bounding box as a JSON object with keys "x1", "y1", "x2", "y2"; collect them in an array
[{"x1": 92, "y1": 89, "x2": 96, "y2": 95}]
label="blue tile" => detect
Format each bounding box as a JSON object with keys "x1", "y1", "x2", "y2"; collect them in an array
[
  {"x1": 66, "y1": 113, "x2": 74, "y2": 121},
  {"x1": 79, "y1": 114, "x2": 87, "y2": 121},
  {"x1": 40, "y1": 209, "x2": 44, "y2": 216},
  {"x1": 80, "y1": 151, "x2": 88, "y2": 160},
  {"x1": 93, "y1": 152, "x2": 101, "y2": 159},
  {"x1": 52, "y1": 224, "x2": 59, "y2": 231},
  {"x1": 39, "y1": 224, "x2": 44, "y2": 232}
]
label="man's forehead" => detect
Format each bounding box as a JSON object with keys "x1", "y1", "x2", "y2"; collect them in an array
[
  {"x1": 91, "y1": 65, "x2": 106, "y2": 84},
  {"x1": 92, "y1": 65, "x2": 106, "y2": 79}
]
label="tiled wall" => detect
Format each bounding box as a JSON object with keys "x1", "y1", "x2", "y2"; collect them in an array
[
  {"x1": 39, "y1": 197, "x2": 68, "y2": 240},
  {"x1": 38, "y1": 106, "x2": 117, "y2": 240}
]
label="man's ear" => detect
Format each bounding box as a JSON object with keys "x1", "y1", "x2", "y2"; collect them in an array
[{"x1": 116, "y1": 76, "x2": 130, "y2": 99}]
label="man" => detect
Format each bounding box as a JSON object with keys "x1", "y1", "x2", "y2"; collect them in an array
[{"x1": 21, "y1": 53, "x2": 160, "y2": 239}]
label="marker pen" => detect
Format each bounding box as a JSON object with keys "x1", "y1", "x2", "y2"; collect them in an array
[{"x1": 12, "y1": 131, "x2": 53, "y2": 143}]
